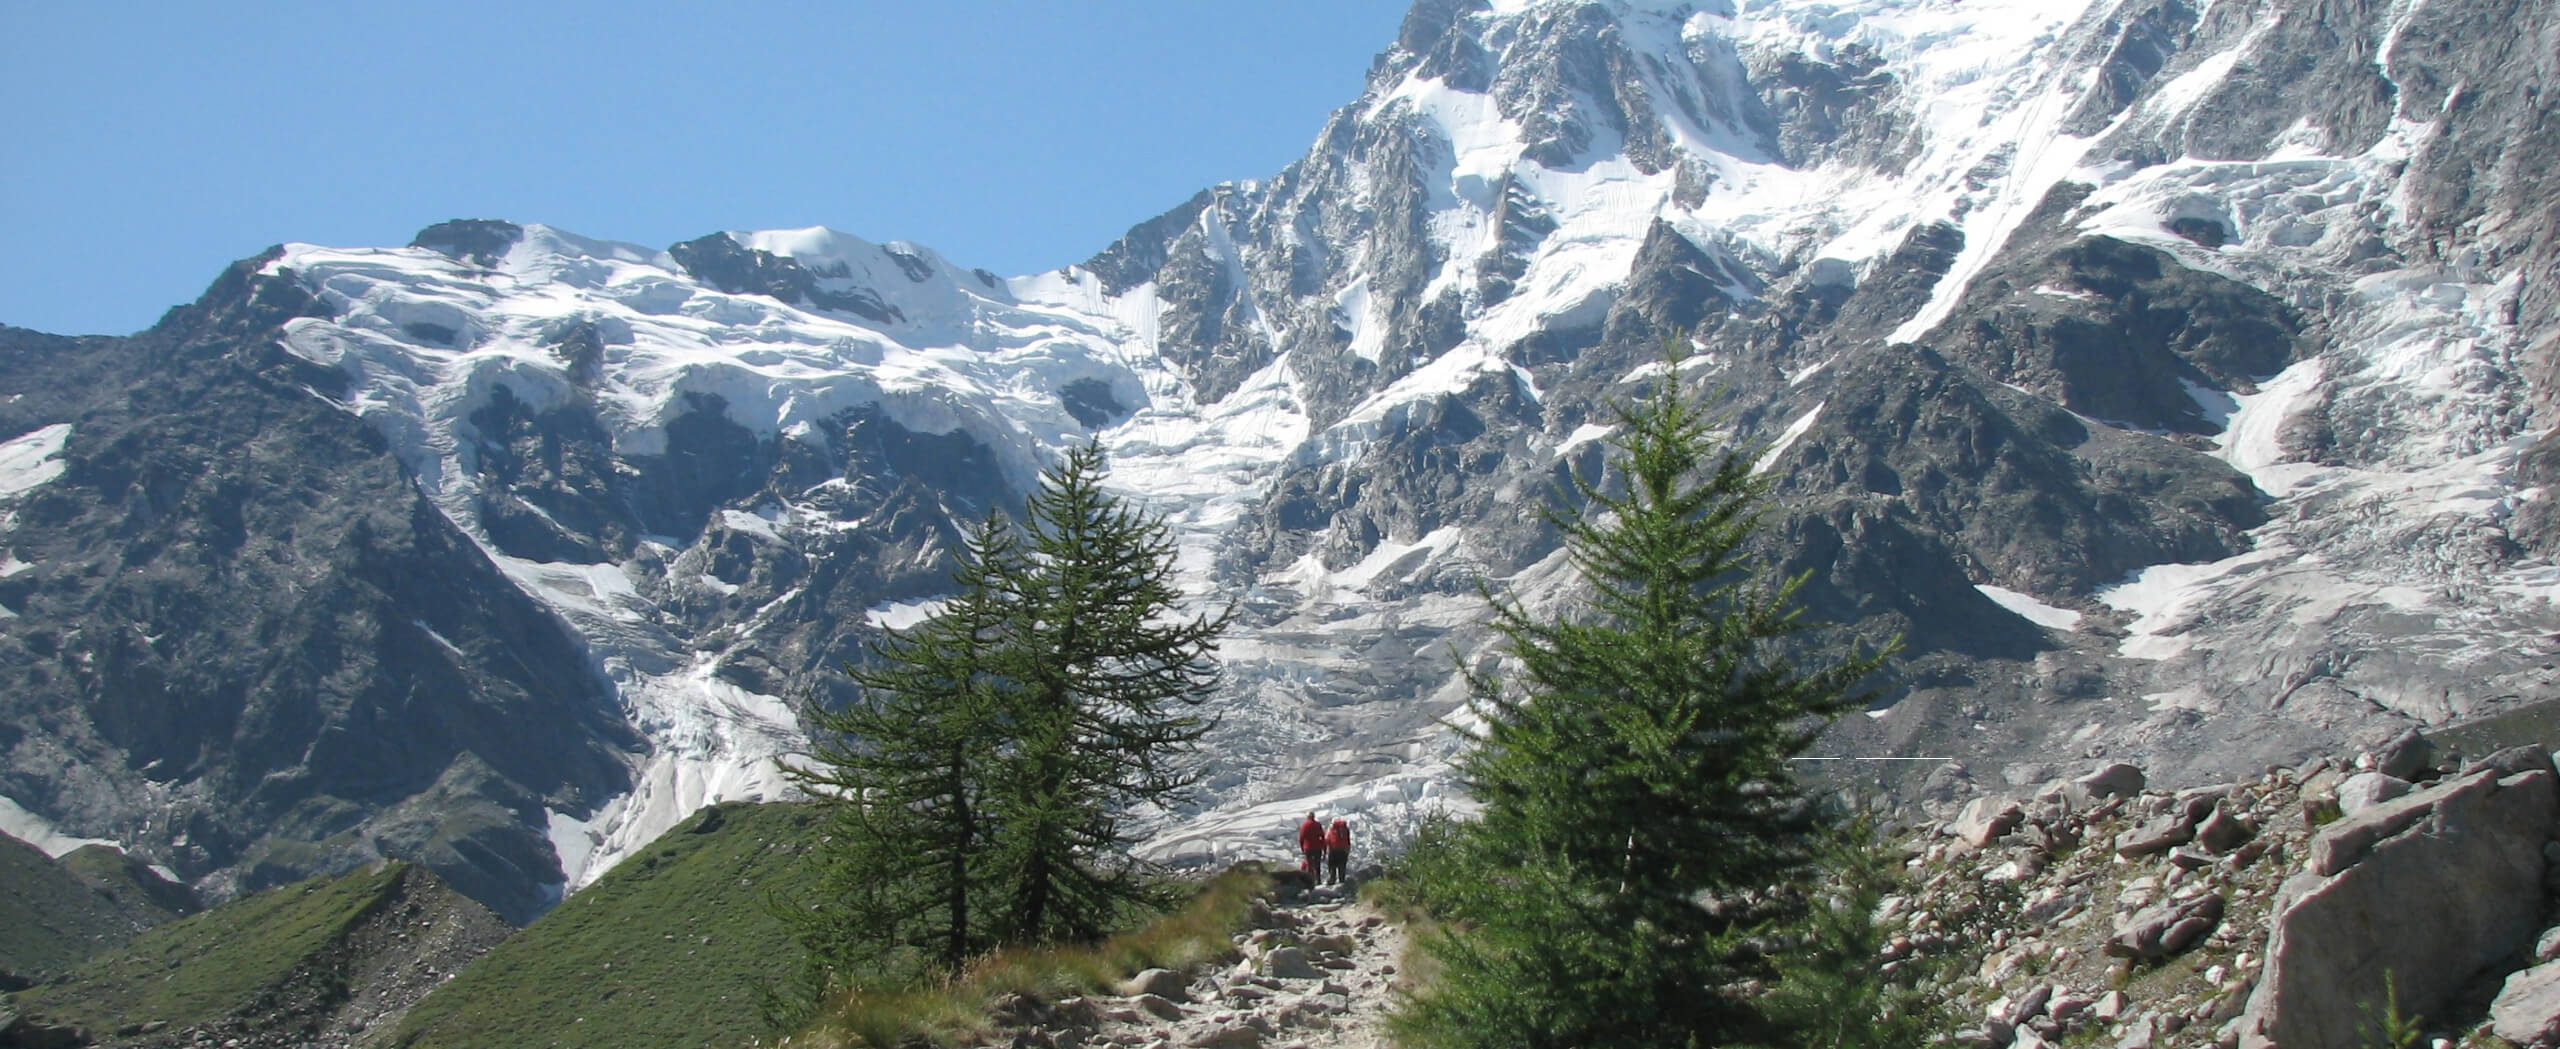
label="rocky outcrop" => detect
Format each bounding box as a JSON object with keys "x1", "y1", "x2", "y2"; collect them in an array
[
  {"x1": 1875, "y1": 733, "x2": 2560, "y2": 1049},
  {"x1": 2239, "y1": 766, "x2": 2558, "y2": 1049}
]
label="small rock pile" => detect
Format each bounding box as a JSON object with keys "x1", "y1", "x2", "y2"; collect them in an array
[
  {"x1": 1892, "y1": 731, "x2": 2560, "y2": 1049},
  {"x1": 974, "y1": 882, "x2": 1406, "y2": 1049}
]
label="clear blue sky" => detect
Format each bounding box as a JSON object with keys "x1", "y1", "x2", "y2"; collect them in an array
[{"x1": 0, "y1": 2, "x2": 1409, "y2": 336}]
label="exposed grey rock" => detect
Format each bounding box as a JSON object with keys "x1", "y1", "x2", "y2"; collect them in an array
[
  {"x1": 1259, "y1": 946, "x2": 1322, "y2": 981},
  {"x1": 2475, "y1": 744, "x2": 2556, "y2": 780},
  {"x1": 2333, "y1": 773, "x2": 2413, "y2": 818},
  {"x1": 2194, "y1": 805, "x2": 2254, "y2": 854},
  {"x1": 2014, "y1": 983, "x2": 2055, "y2": 1022},
  {"x1": 2107, "y1": 893, "x2": 2224, "y2": 961},
  {"x1": 2115, "y1": 813, "x2": 2196, "y2": 859},
  {"x1": 2372, "y1": 728, "x2": 2437, "y2": 782},
  {"x1": 670, "y1": 232, "x2": 905, "y2": 325},
  {"x1": 1186, "y1": 1026, "x2": 1261, "y2": 1049},
  {"x1": 408, "y1": 218, "x2": 523, "y2": 268},
  {"x1": 2239, "y1": 769, "x2": 2559, "y2": 1049},
  {"x1": 2492, "y1": 961, "x2": 2560, "y2": 1047},
  {"x1": 2077, "y1": 763, "x2": 2147, "y2": 801},
  {"x1": 1118, "y1": 969, "x2": 1189, "y2": 1003},
  {"x1": 1954, "y1": 796, "x2": 2027, "y2": 848}
]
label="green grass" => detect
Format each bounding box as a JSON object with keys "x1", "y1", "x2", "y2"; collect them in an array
[
  {"x1": 9, "y1": 861, "x2": 405, "y2": 1032},
  {"x1": 788, "y1": 865, "x2": 1272, "y2": 1049},
  {"x1": 59, "y1": 844, "x2": 198, "y2": 919},
  {"x1": 391, "y1": 801, "x2": 829, "y2": 1049},
  {"x1": 0, "y1": 833, "x2": 179, "y2": 983}
]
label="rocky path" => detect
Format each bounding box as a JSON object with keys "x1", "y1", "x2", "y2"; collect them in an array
[{"x1": 992, "y1": 881, "x2": 1409, "y2": 1049}]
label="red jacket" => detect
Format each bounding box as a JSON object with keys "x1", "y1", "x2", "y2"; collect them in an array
[
  {"x1": 1298, "y1": 818, "x2": 1325, "y2": 853},
  {"x1": 1326, "y1": 820, "x2": 1350, "y2": 851}
]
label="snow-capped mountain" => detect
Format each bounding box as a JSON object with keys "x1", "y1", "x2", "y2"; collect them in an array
[{"x1": 2, "y1": 0, "x2": 2555, "y2": 919}]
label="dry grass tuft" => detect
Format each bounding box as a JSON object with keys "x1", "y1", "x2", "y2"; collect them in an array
[{"x1": 784, "y1": 865, "x2": 1273, "y2": 1049}]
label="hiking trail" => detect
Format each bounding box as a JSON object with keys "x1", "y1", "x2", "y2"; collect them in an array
[{"x1": 987, "y1": 879, "x2": 1409, "y2": 1049}]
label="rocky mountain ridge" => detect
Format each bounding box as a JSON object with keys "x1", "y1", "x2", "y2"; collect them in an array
[
  {"x1": 0, "y1": 0, "x2": 2554, "y2": 920},
  {"x1": 1873, "y1": 730, "x2": 2560, "y2": 1049}
]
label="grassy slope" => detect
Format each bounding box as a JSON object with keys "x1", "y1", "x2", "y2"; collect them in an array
[
  {"x1": 10, "y1": 861, "x2": 404, "y2": 1031},
  {"x1": 795, "y1": 865, "x2": 1272, "y2": 1049},
  {"x1": 0, "y1": 833, "x2": 188, "y2": 984},
  {"x1": 392, "y1": 801, "x2": 825, "y2": 1049},
  {"x1": 60, "y1": 844, "x2": 199, "y2": 920}
]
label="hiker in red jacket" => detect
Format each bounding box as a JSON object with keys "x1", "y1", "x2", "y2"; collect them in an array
[
  {"x1": 1297, "y1": 812, "x2": 1326, "y2": 876},
  {"x1": 1325, "y1": 817, "x2": 1351, "y2": 886}
]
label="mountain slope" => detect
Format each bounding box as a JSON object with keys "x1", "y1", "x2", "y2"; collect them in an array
[
  {"x1": 3, "y1": 861, "x2": 507, "y2": 1048},
  {"x1": 391, "y1": 801, "x2": 820, "y2": 1049},
  {"x1": 0, "y1": 833, "x2": 191, "y2": 990},
  {"x1": 0, "y1": 0, "x2": 2554, "y2": 916}
]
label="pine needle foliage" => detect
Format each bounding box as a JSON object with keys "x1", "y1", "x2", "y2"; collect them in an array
[
  {"x1": 1393, "y1": 338, "x2": 1893, "y2": 1049},
  {"x1": 996, "y1": 440, "x2": 1231, "y2": 944},
  {"x1": 777, "y1": 517, "x2": 1023, "y2": 1002},
  {"x1": 1749, "y1": 814, "x2": 1951, "y2": 1049},
  {"x1": 778, "y1": 441, "x2": 1230, "y2": 1012}
]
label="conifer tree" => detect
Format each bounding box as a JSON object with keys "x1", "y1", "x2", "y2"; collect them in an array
[
  {"x1": 778, "y1": 517, "x2": 1021, "y2": 990},
  {"x1": 1395, "y1": 339, "x2": 1891, "y2": 1049},
  {"x1": 782, "y1": 439, "x2": 1229, "y2": 1003},
  {"x1": 1752, "y1": 813, "x2": 1950, "y2": 1049},
  {"x1": 990, "y1": 440, "x2": 1230, "y2": 943}
]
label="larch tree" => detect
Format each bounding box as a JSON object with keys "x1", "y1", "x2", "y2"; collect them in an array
[
  {"x1": 777, "y1": 516, "x2": 1023, "y2": 996},
  {"x1": 1394, "y1": 338, "x2": 1894, "y2": 1049},
  {"x1": 781, "y1": 439, "x2": 1230, "y2": 1007},
  {"x1": 990, "y1": 440, "x2": 1230, "y2": 943}
]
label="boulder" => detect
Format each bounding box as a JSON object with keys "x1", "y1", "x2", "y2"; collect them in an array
[
  {"x1": 1117, "y1": 968, "x2": 1190, "y2": 1002},
  {"x1": 2195, "y1": 805, "x2": 2255, "y2": 853},
  {"x1": 2166, "y1": 845, "x2": 2216, "y2": 871},
  {"x1": 1259, "y1": 946, "x2": 1322, "y2": 980},
  {"x1": 2107, "y1": 893, "x2": 2224, "y2": 961},
  {"x1": 1187, "y1": 1026, "x2": 1261, "y2": 1049},
  {"x1": 2492, "y1": 961, "x2": 2560, "y2": 1046},
  {"x1": 2334, "y1": 773, "x2": 2412, "y2": 817},
  {"x1": 2238, "y1": 768, "x2": 2559, "y2": 1049},
  {"x1": 2114, "y1": 812, "x2": 2195, "y2": 858},
  {"x1": 1954, "y1": 796, "x2": 2026, "y2": 848},
  {"x1": 2174, "y1": 786, "x2": 2231, "y2": 824},
  {"x1": 2014, "y1": 983, "x2": 2055, "y2": 1022},
  {"x1": 2372, "y1": 728, "x2": 2436, "y2": 782},
  {"x1": 1134, "y1": 993, "x2": 1186, "y2": 1020},
  {"x1": 2077, "y1": 762, "x2": 2147, "y2": 800}
]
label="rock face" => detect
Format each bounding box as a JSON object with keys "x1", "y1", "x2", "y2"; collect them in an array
[
  {"x1": 2239, "y1": 769, "x2": 2560, "y2": 1049},
  {"x1": 6, "y1": 0, "x2": 2560, "y2": 918}
]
